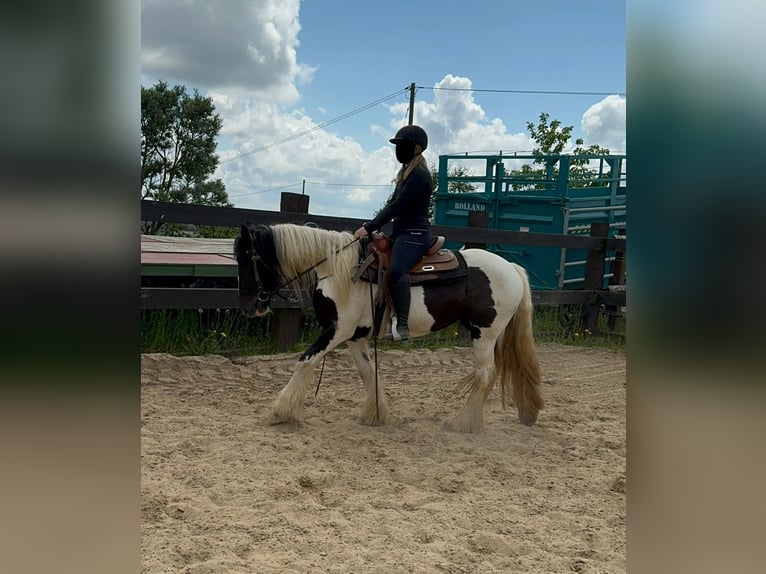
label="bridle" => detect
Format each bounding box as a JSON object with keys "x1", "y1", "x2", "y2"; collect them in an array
[
  {"x1": 247, "y1": 236, "x2": 360, "y2": 304},
  {"x1": 249, "y1": 252, "x2": 280, "y2": 303}
]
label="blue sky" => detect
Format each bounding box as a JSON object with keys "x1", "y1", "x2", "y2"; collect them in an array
[{"x1": 142, "y1": 0, "x2": 625, "y2": 218}]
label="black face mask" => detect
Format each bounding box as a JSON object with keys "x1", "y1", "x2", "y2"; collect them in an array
[{"x1": 395, "y1": 141, "x2": 416, "y2": 164}]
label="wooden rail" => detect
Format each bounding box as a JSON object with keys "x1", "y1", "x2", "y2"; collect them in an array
[{"x1": 140, "y1": 197, "x2": 626, "y2": 349}]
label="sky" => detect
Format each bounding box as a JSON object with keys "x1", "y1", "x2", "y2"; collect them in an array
[{"x1": 141, "y1": 0, "x2": 626, "y2": 219}]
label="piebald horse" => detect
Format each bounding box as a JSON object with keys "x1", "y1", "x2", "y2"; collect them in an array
[{"x1": 234, "y1": 222, "x2": 543, "y2": 433}]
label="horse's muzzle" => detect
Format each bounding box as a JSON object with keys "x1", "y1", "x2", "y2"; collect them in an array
[{"x1": 239, "y1": 294, "x2": 270, "y2": 318}]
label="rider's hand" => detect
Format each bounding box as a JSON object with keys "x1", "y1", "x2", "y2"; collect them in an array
[{"x1": 353, "y1": 226, "x2": 368, "y2": 240}]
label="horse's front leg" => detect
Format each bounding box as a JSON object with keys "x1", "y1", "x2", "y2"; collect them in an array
[
  {"x1": 271, "y1": 327, "x2": 341, "y2": 425},
  {"x1": 346, "y1": 338, "x2": 389, "y2": 426}
]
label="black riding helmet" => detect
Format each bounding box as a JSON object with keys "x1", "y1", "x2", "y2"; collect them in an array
[{"x1": 389, "y1": 124, "x2": 428, "y2": 150}]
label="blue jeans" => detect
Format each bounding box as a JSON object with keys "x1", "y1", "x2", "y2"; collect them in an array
[{"x1": 388, "y1": 227, "x2": 431, "y2": 285}]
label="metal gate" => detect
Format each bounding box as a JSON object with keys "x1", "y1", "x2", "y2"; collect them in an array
[{"x1": 433, "y1": 153, "x2": 626, "y2": 290}]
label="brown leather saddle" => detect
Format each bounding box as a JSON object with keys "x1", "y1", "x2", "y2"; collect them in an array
[{"x1": 352, "y1": 231, "x2": 463, "y2": 286}]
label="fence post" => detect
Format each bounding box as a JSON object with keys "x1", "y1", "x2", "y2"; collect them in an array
[
  {"x1": 582, "y1": 222, "x2": 609, "y2": 334},
  {"x1": 280, "y1": 191, "x2": 310, "y2": 213},
  {"x1": 607, "y1": 227, "x2": 626, "y2": 331},
  {"x1": 464, "y1": 210, "x2": 489, "y2": 250},
  {"x1": 271, "y1": 192, "x2": 310, "y2": 351}
]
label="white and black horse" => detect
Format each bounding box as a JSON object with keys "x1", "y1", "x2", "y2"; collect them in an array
[{"x1": 234, "y1": 222, "x2": 543, "y2": 433}]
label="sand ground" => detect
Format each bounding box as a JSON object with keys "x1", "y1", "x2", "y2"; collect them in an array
[{"x1": 141, "y1": 343, "x2": 625, "y2": 573}]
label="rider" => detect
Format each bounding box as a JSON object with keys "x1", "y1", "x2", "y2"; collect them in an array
[{"x1": 353, "y1": 124, "x2": 433, "y2": 341}]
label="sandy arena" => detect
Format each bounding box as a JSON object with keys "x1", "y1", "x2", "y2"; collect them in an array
[{"x1": 141, "y1": 343, "x2": 625, "y2": 573}]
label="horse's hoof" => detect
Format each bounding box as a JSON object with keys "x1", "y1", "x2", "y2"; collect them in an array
[
  {"x1": 269, "y1": 413, "x2": 301, "y2": 426},
  {"x1": 441, "y1": 418, "x2": 461, "y2": 433},
  {"x1": 357, "y1": 416, "x2": 384, "y2": 427},
  {"x1": 518, "y1": 410, "x2": 538, "y2": 426},
  {"x1": 442, "y1": 417, "x2": 482, "y2": 434}
]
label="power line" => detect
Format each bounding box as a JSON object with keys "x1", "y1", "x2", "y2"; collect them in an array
[
  {"x1": 228, "y1": 182, "x2": 303, "y2": 198},
  {"x1": 420, "y1": 86, "x2": 626, "y2": 97},
  {"x1": 219, "y1": 82, "x2": 624, "y2": 183},
  {"x1": 305, "y1": 180, "x2": 393, "y2": 188},
  {"x1": 220, "y1": 87, "x2": 409, "y2": 164},
  {"x1": 228, "y1": 179, "x2": 394, "y2": 199}
]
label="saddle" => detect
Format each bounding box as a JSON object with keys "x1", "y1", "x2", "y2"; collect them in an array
[
  {"x1": 352, "y1": 232, "x2": 467, "y2": 339},
  {"x1": 352, "y1": 231, "x2": 464, "y2": 286}
]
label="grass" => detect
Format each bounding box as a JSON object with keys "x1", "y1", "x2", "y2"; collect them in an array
[
  {"x1": 142, "y1": 304, "x2": 625, "y2": 357},
  {"x1": 533, "y1": 305, "x2": 626, "y2": 352},
  {"x1": 141, "y1": 309, "x2": 273, "y2": 356}
]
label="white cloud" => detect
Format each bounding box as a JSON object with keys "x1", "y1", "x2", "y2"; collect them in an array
[
  {"x1": 384, "y1": 74, "x2": 531, "y2": 160},
  {"x1": 211, "y1": 95, "x2": 395, "y2": 215},
  {"x1": 141, "y1": 0, "x2": 314, "y2": 102},
  {"x1": 346, "y1": 188, "x2": 374, "y2": 203},
  {"x1": 149, "y1": 0, "x2": 630, "y2": 222},
  {"x1": 141, "y1": 5, "x2": 627, "y2": 221},
  {"x1": 581, "y1": 95, "x2": 626, "y2": 152},
  {"x1": 211, "y1": 73, "x2": 541, "y2": 217}
]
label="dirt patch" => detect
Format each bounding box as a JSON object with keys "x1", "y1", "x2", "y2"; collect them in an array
[{"x1": 142, "y1": 343, "x2": 625, "y2": 573}]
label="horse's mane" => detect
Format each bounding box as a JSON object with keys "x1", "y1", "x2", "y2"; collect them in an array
[{"x1": 270, "y1": 224, "x2": 357, "y2": 303}]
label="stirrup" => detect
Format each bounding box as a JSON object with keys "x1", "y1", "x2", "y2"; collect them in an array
[{"x1": 391, "y1": 316, "x2": 410, "y2": 342}]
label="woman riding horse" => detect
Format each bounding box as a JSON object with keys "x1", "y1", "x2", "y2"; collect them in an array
[{"x1": 353, "y1": 124, "x2": 433, "y2": 341}]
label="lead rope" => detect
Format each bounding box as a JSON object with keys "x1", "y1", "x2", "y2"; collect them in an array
[
  {"x1": 311, "y1": 236, "x2": 377, "y2": 421},
  {"x1": 369, "y1": 278, "x2": 379, "y2": 420},
  {"x1": 313, "y1": 283, "x2": 377, "y2": 414},
  {"x1": 311, "y1": 237, "x2": 360, "y2": 400},
  {"x1": 314, "y1": 355, "x2": 326, "y2": 397}
]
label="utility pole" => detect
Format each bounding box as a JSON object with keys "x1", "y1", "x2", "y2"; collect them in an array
[{"x1": 408, "y1": 82, "x2": 415, "y2": 125}]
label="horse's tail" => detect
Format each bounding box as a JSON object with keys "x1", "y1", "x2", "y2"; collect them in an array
[{"x1": 495, "y1": 264, "x2": 544, "y2": 425}]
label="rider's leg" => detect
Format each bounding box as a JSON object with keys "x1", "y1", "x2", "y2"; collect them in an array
[{"x1": 388, "y1": 229, "x2": 430, "y2": 341}]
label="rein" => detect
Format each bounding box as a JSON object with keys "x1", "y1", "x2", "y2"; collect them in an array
[
  {"x1": 256, "y1": 234, "x2": 359, "y2": 401},
  {"x1": 369, "y1": 278, "x2": 380, "y2": 420},
  {"x1": 253, "y1": 236, "x2": 360, "y2": 301},
  {"x1": 254, "y1": 232, "x2": 378, "y2": 422},
  {"x1": 316, "y1": 270, "x2": 379, "y2": 420}
]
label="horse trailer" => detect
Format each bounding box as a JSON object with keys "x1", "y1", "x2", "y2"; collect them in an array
[{"x1": 433, "y1": 153, "x2": 626, "y2": 290}]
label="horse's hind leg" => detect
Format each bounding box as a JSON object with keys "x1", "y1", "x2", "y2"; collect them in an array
[
  {"x1": 443, "y1": 336, "x2": 497, "y2": 433},
  {"x1": 347, "y1": 339, "x2": 389, "y2": 425}
]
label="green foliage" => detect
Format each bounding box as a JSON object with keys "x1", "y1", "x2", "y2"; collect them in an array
[
  {"x1": 526, "y1": 112, "x2": 574, "y2": 156},
  {"x1": 142, "y1": 309, "x2": 273, "y2": 356},
  {"x1": 372, "y1": 163, "x2": 476, "y2": 223},
  {"x1": 141, "y1": 80, "x2": 230, "y2": 235},
  {"x1": 141, "y1": 305, "x2": 624, "y2": 357},
  {"x1": 145, "y1": 222, "x2": 239, "y2": 239},
  {"x1": 532, "y1": 305, "x2": 625, "y2": 352},
  {"x1": 427, "y1": 163, "x2": 478, "y2": 218},
  {"x1": 509, "y1": 112, "x2": 612, "y2": 191}
]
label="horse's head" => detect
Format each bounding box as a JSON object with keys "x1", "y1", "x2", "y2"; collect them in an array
[{"x1": 234, "y1": 222, "x2": 280, "y2": 317}]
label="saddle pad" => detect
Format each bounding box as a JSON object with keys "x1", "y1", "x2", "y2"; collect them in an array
[{"x1": 359, "y1": 250, "x2": 468, "y2": 286}]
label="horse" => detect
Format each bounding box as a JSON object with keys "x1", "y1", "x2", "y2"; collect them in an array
[{"x1": 234, "y1": 221, "x2": 544, "y2": 433}]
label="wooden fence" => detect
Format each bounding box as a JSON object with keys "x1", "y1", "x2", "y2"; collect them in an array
[{"x1": 141, "y1": 196, "x2": 626, "y2": 349}]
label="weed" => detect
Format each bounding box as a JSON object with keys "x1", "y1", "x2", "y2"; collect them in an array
[{"x1": 142, "y1": 304, "x2": 624, "y2": 357}]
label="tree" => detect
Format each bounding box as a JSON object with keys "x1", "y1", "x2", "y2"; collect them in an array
[
  {"x1": 527, "y1": 112, "x2": 575, "y2": 156},
  {"x1": 509, "y1": 112, "x2": 611, "y2": 190},
  {"x1": 428, "y1": 163, "x2": 476, "y2": 219},
  {"x1": 141, "y1": 81, "x2": 230, "y2": 234},
  {"x1": 374, "y1": 163, "x2": 476, "y2": 223}
]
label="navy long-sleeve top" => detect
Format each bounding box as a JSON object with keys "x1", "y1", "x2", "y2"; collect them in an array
[{"x1": 363, "y1": 163, "x2": 433, "y2": 236}]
